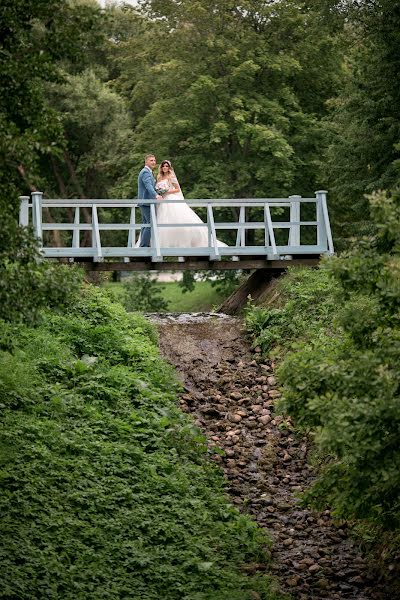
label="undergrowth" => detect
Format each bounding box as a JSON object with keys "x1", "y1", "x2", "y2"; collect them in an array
[{"x1": 0, "y1": 285, "x2": 284, "y2": 600}]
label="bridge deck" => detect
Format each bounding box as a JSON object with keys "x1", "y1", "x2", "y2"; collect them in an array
[{"x1": 19, "y1": 192, "x2": 334, "y2": 270}]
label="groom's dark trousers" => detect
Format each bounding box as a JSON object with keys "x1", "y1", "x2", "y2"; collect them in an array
[{"x1": 137, "y1": 166, "x2": 157, "y2": 247}]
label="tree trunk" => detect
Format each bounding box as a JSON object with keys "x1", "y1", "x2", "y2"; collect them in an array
[{"x1": 217, "y1": 268, "x2": 285, "y2": 315}]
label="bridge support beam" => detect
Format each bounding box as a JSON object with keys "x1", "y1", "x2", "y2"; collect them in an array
[
  {"x1": 217, "y1": 268, "x2": 286, "y2": 315},
  {"x1": 79, "y1": 258, "x2": 319, "y2": 272}
]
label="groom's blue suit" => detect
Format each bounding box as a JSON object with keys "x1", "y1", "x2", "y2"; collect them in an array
[{"x1": 137, "y1": 166, "x2": 157, "y2": 247}]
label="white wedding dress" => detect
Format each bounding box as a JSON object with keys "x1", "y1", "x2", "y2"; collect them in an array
[{"x1": 156, "y1": 178, "x2": 227, "y2": 248}]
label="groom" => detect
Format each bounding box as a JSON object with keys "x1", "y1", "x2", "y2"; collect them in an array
[{"x1": 137, "y1": 154, "x2": 162, "y2": 247}]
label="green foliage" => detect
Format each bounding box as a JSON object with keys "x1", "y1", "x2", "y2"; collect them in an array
[
  {"x1": 245, "y1": 265, "x2": 339, "y2": 356},
  {"x1": 322, "y1": 0, "x2": 400, "y2": 238},
  {"x1": 246, "y1": 191, "x2": 400, "y2": 532},
  {"x1": 122, "y1": 273, "x2": 170, "y2": 312},
  {"x1": 0, "y1": 219, "x2": 83, "y2": 324},
  {"x1": 111, "y1": 0, "x2": 343, "y2": 200},
  {"x1": 0, "y1": 286, "x2": 283, "y2": 599}
]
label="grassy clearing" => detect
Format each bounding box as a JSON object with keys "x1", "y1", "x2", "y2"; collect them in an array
[
  {"x1": 0, "y1": 286, "x2": 284, "y2": 600},
  {"x1": 105, "y1": 280, "x2": 227, "y2": 312}
]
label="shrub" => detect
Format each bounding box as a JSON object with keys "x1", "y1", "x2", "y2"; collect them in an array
[
  {"x1": 0, "y1": 286, "x2": 283, "y2": 600},
  {"x1": 246, "y1": 192, "x2": 400, "y2": 531},
  {"x1": 122, "y1": 273, "x2": 170, "y2": 312},
  {"x1": 0, "y1": 218, "x2": 83, "y2": 324}
]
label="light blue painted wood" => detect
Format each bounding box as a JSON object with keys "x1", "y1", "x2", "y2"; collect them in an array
[
  {"x1": 150, "y1": 202, "x2": 162, "y2": 261},
  {"x1": 31, "y1": 191, "x2": 43, "y2": 240},
  {"x1": 19, "y1": 196, "x2": 30, "y2": 226},
  {"x1": 207, "y1": 204, "x2": 220, "y2": 260},
  {"x1": 317, "y1": 190, "x2": 334, "y2": 254},
  {"x1": 91, "y1": 205, "x2": 103, "y2": 261},
  {"x1": 289, "y1": 195, "x2": 301, "y2": 246},
  {"x1": 72, "y1": 207, "x2": 80, "y2": 248},
  {"x1": 264, "y1": 204, "x2": 278, "y2": 258},
  {"x1": 24, "y1": 192, "x2": 334, "y2": 261}
]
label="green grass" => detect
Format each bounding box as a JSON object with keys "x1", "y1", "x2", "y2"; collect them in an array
[{"x1": 105, "y1": 280, "x2": 227, "y2": 312}]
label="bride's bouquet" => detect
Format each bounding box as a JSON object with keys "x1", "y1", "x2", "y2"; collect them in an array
[{"x1": 155, "y1": 185, "x2": 169, "y2": 197}]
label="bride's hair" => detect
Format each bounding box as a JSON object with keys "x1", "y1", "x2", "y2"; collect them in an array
[{"x1": 157, "y1": 159, "x2": 175, "y2": 182}]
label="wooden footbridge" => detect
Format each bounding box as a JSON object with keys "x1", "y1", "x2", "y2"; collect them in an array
[{"x1": 19, "y1": 191, "x2": 334, "y2": 312}]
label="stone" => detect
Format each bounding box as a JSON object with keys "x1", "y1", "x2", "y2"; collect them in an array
[
  {"x1": 309, "y1": 563, "x2": 321, "y2": 573},
  {"x1": 286, "y1": 576, "x2": 300, "y2": 587},
  {"x1": 259, "y1": 415, "x2": 272, "y2": 425},
  {"x1": 229, "y1": 414, "x2": 242, "y2": 423}
]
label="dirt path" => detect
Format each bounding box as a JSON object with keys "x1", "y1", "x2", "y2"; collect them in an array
[{"x1": 150, "y1": 313, "x2": 388, "y2": 600}]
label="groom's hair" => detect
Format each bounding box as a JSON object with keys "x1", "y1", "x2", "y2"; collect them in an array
[{"x1": 145, "y1": 153, "x2": 155, "y2": 161}]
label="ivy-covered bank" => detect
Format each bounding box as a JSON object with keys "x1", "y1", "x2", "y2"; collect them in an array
[
  {"x1": 246, "y1": 192, "x2": 400, "y2": 580},
  {"x1": 0, "y1": 286, "x2": 283, "y2": 600}
]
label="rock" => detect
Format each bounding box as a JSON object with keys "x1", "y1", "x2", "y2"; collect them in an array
[
  {"x1": 268, "y1": 390, "x2": 281, "y2": 398},
  {"x1": 309, "y1": 563, "x2": 321, "y2": 573},
  {"x1": 259, "y1": 415, "x2": 272, "y2": 425},
  {"x1": 229, "y1": 414, "x2": 242, "y2": 423},
  {"x1": 251, "y1": 404, "x2": 263, "y2": 413},
  {"x1": 283, "y1": 538, "x2": 294, "y2": 547},
  {"x1": 267, "y1": 375, "x2": 276, "y2": 386},
  {"x1": 316, "y1": 578, "x2": 330, "y2": 589},
  {"x1": 300, "y1": 558, "x2": 315, "y2": 566},
  {"x1": 230, "y1": 391, "x2": 243, "y2": 400},
  {"x1": 286, "y1": 576, "x2": 300, "y2": 587}
]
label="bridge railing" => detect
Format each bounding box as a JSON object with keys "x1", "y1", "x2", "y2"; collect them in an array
[{"x1": 19, "y1": 192, "x2": 334, "y2": 262}]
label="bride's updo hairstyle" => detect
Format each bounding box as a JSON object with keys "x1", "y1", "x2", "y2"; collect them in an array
[{"x1": 157, "y1": 159, "x2": 175, "y2": 182}]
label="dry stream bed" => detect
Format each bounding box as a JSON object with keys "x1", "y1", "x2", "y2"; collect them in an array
[{"x1": 148, "y1": 313, "x2": 389, "y2": 600}]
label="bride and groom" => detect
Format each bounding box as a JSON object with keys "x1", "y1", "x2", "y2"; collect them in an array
[{"x1": 137, "y1": 154, "x2": 226, "y2": 248}]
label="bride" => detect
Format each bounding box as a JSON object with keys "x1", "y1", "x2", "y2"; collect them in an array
[{"x1": 155, "y1": 160, "x2": 226, "y2": 248}]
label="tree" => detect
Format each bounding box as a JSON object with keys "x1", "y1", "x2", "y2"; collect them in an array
[
  {"x1": 111, "y1": 0, "x2": 344, "y2": 201},
  {"x1": 322, "y1": 1, "x2": 400, "y2": 238},
  {"x1": 0, "y1": 0, "x2": 102, "y2": 322}
]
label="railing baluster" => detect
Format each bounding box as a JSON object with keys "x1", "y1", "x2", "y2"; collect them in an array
[
  {"x1": 264, "y1": 204, "x2": 278, "y2": 258},
  {"x1": 289, "y1": 195, "x2": 301, "y2": 246},
  {"x1": 316, "y1": 190, "x2": 334, "y2": 254},
  {"x1": 92, "y1": 205, "x2": 103, "y2": 261},
  {"x1": 72, "y1": 207, "x2": 80, "y2": 249},
  {"x1": 207, "y1": 204, "x2": 220, "y2": 260},
  {"x1": 150, "y1": 202, "x2": 162, "y2": 261},
  {"x1": 316, "y1": 191, "x2": 328, "y2": 252},
  {"x1": 235, "y1": 206, "x2": 246, "y2": 247}
]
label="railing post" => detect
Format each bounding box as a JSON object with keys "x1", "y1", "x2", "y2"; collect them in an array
[
  {"x1": 264, "y1": 204, "x2": 278, "y2": 258},
  {"x1": 207, "y1": 203, "x2": 220, "y2": 260},
  {"x1": 72, "y1": 207, "x2": 80, "y2": 249},
  {"x1": 124, "y1": 204, "x2": 136, "y2": 263},
  {"x1": 92, "y1": 204, "x2": 103, "y2": 261},
  {"x1": 289, "y1": 195, "x2": 301, "y2": 246},
  {"x1": 150, "y1": 201, "x2": 162, "y2": 261},
  {"x1": 315, "y1": 190, "x2": 333, "y2": 254},
  {"x1": 19, "y1": 196, "x2": 30, "y2": 227},
  {"x1": 31, "y1": 191, "x2": 43, "y2": 242},
  {"x1": 235, "y1": 206, "x2": 246, "y2": 247}
]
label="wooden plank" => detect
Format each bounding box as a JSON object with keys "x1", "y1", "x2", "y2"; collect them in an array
[{"x1": 79, "y1": 258, "x2": 320, "y2": 271}]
